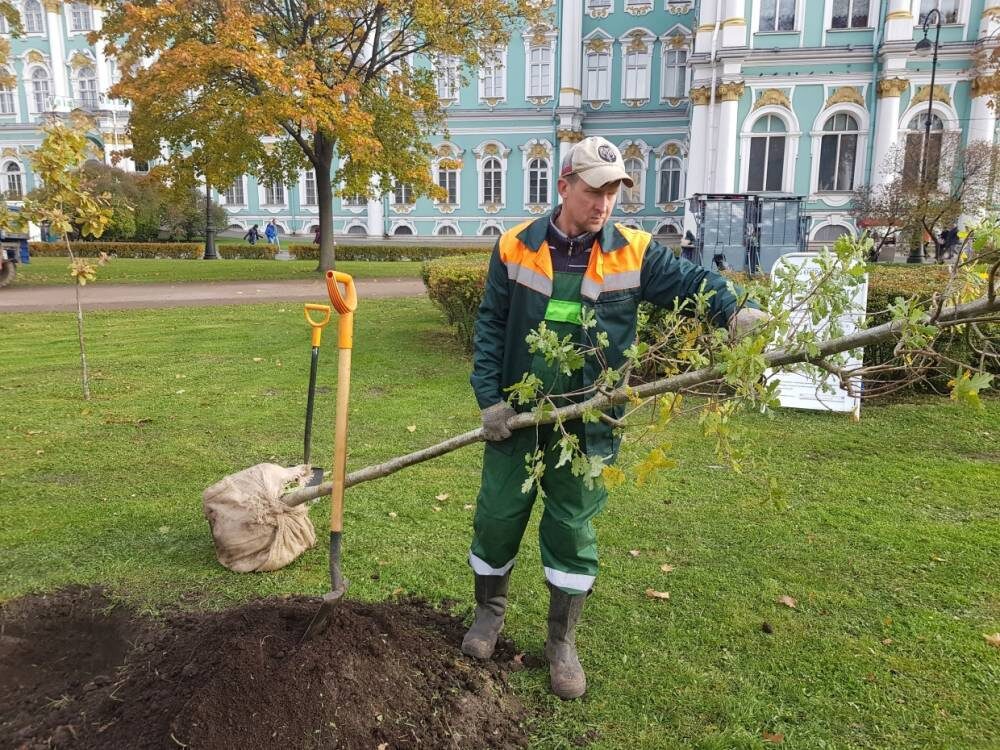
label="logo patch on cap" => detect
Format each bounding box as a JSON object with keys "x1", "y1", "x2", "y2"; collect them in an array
[{"x1": 597, "y1": 145, "x2": 617, "y2": 163}]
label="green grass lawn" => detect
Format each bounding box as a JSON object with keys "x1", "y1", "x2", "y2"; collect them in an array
[
  {"x1": 1, "y1": 299, "x2": 998, "y2": 749},
  {"x1": 16, "y1": 256, "x2": 422, "y2": 286}
]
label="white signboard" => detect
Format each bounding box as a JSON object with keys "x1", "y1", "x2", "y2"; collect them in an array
[{"x1": 767, "y1": 253, "x2": 868, "y2": 418}]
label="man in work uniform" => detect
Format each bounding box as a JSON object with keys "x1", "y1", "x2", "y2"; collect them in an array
[{"x1": 462, "y1": 136, "x2": 764, "y2": 700}]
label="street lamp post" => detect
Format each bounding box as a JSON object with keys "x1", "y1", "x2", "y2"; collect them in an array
[{"x1": 911, "y1": 8, "x2": 943, "y2": 263}]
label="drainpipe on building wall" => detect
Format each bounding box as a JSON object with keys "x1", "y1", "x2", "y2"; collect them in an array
[
  {"x1": 864, "y1": 0, "x2": 888, "y2": 190},
  {"x1": 705, "y1": 0, "x2": 724, "y2": 192}
]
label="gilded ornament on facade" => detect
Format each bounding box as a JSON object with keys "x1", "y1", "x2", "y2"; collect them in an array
[
  {"x1": 527, "y1": 204, "x2": 548, "y2": 215},
  {"x1": 624, "y1": 98, "x2": 649, "y2": 108},
  {"x1": 588, "y1": 99, "x2": 606, "y2": 110},
  {"x1": 483, "y1": 97, "x2": 502, "y2": 107},
  {"x1": 437, "y1": 204, "x2": 456, "y2": 214},
  {"x1": 626, "y1": 32, "x2": 650, "y2": 53},
  {"x1": 665, "y1": 142, "x2": 680, "y2": 156},
  {"x1": 587, "y1": 6, "x2": 611, "y2": 19},
  {"x1": 664, "y1": 97, "x2": 682, "y2": 106},
  {"x1": 42, "y1": 0, "x2": 62, "y2": 13},
  {"x1": 911, "y1": 84, "x2": 952, "y2": 107},
  {"x1": 559, "y1": 87, "x2": 582, "y2": 95},
  {"x1": 557, "y1": 128, "x2": 584, "y2": 142},
  {"x1": 530, "y1": 26, "x2": 551, "y2": 46},
  {"x1": 528, "y1": 96, "x2": 552, "y2": 106},
  {"x1": 25, "y1": 50, "x2": 45, "y2": 64},
  {"x1": 2, "y1": 147, "x2": 17, "y2": 157},
  {"x1": 393, "y1": 204, "x2": 414, "y2": 214},
  {"x1": 971, "y1": 73, "x2": 1000, "y2": 99},
  {"x1": 657, "y1": 202, "x2": 678, "y2": 212},
  {"x1": 622, "y1": 143, "x2": 644, "y2": 160},
  {"x1": 689, "y1": 86, "x2": 711, "y2": 105},
  {"x1": 751, "y1": 87, "x2": 789, "y2": 110},
  {"x1": 585, "y1": 38, "x2": 610, "y2": 54},
  {"x1": 876, "y1": 77, "x2": 909, "y2": 98},
  {"x1": 667, "y1": 2, "x2": 693, "y2": 14},
  {"x1": 717, "y1": 81, "x2": 746, "y2": 102},
  {"x1": 669, "y1": 34, "x2": 688, "y2": 49},
  {"x1": 483, "y1": 143, "x2": 499, "y2": 155},
  {"x1": 721, "y1": 17, "x2": 747, "y2": 27},
  {"x1": 825, "y1": 86, "x2": 864, "y2": 107},
  {"x1": 436, "y1": 143, "x2": 454, "y2": 157},
  {"x1": 625, "y1": 2, "x2": 653, "y2": 15},
  {"x1": 621, "y1": 203, "x2": 641, "y2": 213},
  {"x1": 483, "y1": 203, "x2": 501, "y2": 214}
]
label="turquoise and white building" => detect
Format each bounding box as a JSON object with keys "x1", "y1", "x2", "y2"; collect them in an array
[{"x1": 3, "y1": 0, "x2": 999, "y2": 244}]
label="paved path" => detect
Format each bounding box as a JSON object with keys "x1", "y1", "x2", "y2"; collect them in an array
[{"x1": 0, "y1": 277, "x2": 425, "y2": 313}]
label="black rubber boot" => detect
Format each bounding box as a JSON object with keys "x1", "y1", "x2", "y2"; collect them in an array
[
  {"x1": 461, "y1": 572, "x2": 510, "y2": 659},
  {"x1": 544, "y1": 582, "x2": 588, "y2": 700}
]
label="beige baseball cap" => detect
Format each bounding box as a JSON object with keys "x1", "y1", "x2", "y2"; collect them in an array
[{"x1": 560, "y1": 136, "x2": 634, "y2": 188}]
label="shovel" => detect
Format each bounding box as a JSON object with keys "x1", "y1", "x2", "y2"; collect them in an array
[
  {"x1": 303, "y1": 303, "x2": 332, "y2": 487},
  {"x1": 301, "y1": 270, "x2": 357, "y2": 642}
]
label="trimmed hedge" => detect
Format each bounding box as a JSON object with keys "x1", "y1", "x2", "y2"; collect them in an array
[
  {"x1": 216, "y1": 244, "x2": 277, "y2": 260},
  {"x1": 29, "y1": 242, "x2": 205, "y2": 259},
  {"x1": 422, "y1": 256, "x2": 995, "y2": 388},
  {"x1": 422, "y1": 255, "x2": 491, "y2": 352},
  {"x1": 289, "y1": 244, "x2": 490, "y2": 262}
]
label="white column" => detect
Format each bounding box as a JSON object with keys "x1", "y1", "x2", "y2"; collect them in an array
[
  {"x1": 721, "y1": 0, "x2": 746, "y2": 48},
  {"x1": 91, "y1": 8, "x2": 111, "y2": 97},
  {"x1": 683, "y1": 88, "x2": 711, "y2": 232},
  {"x1": 712, "y1": 82, "x2": 743, "y2": 192},
  {"x1": 968, "y1": 92, "x2": 996, "y2": 146},
  {"x1": 366, "y1": 176, "x2": 384, "y2": 237},
  {"x1": 979, "y1": 0, "x2": 1000, "y2": 37},
  {"x1": 695, "y1": 0, "x2": 718, "y2": 54},
  {"x1": 46, "y1": 7, "x2": 69, "y2": 110},
  {"x1": 884, "y1": 0, "x2": 915, "y2": 43},
  {"x1": 559, "y1": 0, "x2": 582, "y2": 110},
  {"x1": 871, "y1": 78, "x2": 907, "y2": 186}
]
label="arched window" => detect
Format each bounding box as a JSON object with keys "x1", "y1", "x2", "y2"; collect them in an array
[
  {"x1": 481, "y1": 225, "x2": 502, "y2": 236},
  {"x1": 437, "y1": 224, "x2": 458, "y2": 236},
  {"x1": 77, "y1": 65, "x2": 98, "y2": 109},
  {"x1": 813, "y1": 225, "x2": 851, "y2": 244},
  {"x1": 393, "y1": 224, "x2": 414, "y2": 236},
  {"x1": 527, "y1": 157, "x2": 549, "y2": 204},
  {"x1": 0, "y1": 71, "x2": 15, "y2": 114},
  {"x1": 905, "y1": 113, "x2": 945, "y2": 185},
  {"x1": 482, "y1": 157, "x2": 502, "y2": 204},
  {"x1": 30, "y1": 68, "x2": 50, "y2": 113},
  {"x1": 658, "y1": 156, "x2": 683, "y2": 203},
  {"x1": 23, "y1": 0, "x2": 44, "y2": 33},
  {"x1": 747, "y1": 115, "x2": 786, "y2": 192},
  {"x1": 436, "y1": 164, "x2": 458, "y2": 204},
  {"x1": 620, "y1": 157, "x2": 644, "y2": 206},
  {"x1": 817, "y1": 113, "x2": 859, "y2": 192},
  {"x1": 662, "y1": 48, "x2": 687, "y2": 99},
  {"x1": 346, "y1": 224, "x2": 367, "y2": 235},
  {"x1": 4, "y1": 162, "x2": 23, "y2": 199}
]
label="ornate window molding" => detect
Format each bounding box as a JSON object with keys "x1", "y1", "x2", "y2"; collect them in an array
[
  {"x1": 391, "y1": 182, "x2": 415, "y2": 213},
  {"x1": 740, "y1": 107, "x2": 801, "y2": 193},
  {"x1": 583, "y1": 31, "x2": 613, "y2": 105},
  {"x1": 523, "y1": 25, "x2": 557, "y2": 105},
  {"x1": 654, "y1": 141, "x2": 687, "y2": 210},
  {"x1": 619, "y1": 28, "x2": 655, "y2": 107},
  {"x1": 434, "y1": 219, "x2": 462, "y2": 236},
  {"x1": 809, "y1": 103, "x2": 869, "y2": 198},
  {"x1": 26, "y1": 64, "x2": 52, "y2": 115},
  {"x1": 659, "y1": 28, "x2": 690, "y2": 102},
  {"x1": 390, "y1": 220, "x2": 417, "y2": 236},
  {"x1": 520, "y1": 139, "x2": 553, "y2": 213},
  {"x1": 479, "y1": 220, "x2": 505, "y2": 236},
  {"x1": 0, "y1": 68, "x2": 19, "y2": 118},
  {"x1": 618, "y1": 140, "x2": 650, "y2": 213},
  {"x1": 223, "y1": 176, "x2": 247, "y2": 207},
  {"x1": 479, "y1": 47, "x2": 507, "y2": 106},
  {"x1": 474, "y1": 140, "x2": 511, "y2": 213},
  {"x1": 625, "y1": 0, "x2": 654, "y2": 14},
  {"x1": 3, "y1": 159, "x2": 24, "y2": 200},
  {"x1": 435, "y1": 55, "x2": 460, "y2": 104},
  {"x1": 432, "y1": 141, "x2": 465, "y2": 212},
  {"x1": 587, "y1": 0, "x2": 613, "y2": 18}
]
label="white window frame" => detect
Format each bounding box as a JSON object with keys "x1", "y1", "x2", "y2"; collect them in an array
[
  {"x1": 390, "y1": 219, "x2": 417, "y2": 236},
  {"x1": 750, "y1": 0, "x2": 805, "y2": 37},
  {"x1": 434, "y1": 220, "x2": 462, "y2": 237},
  {"x1": 301, "y1": 170, "x2": 317, "y2": 207},
  {"x1": 69, "y1": 2, "x2": 94, "y2": 32},
  {"x1": 0, "y1": 69, "x2": 18, "y2": 117},
  {"x1": 520, "y1": 139, "x2": 553, "y2": 209},
  {"x1": 479, "y1": 220, "x2": 505, "y2": 236},
  {"x1": 261, "y1": 179, "x2": 286, "y2": 207},
  {"x1": 739, "y1": 106, "x2": 801, "y2": 193},
  {"x1": 826, "y1": 0, "x2": 874, "y2": 29},
  {"x1": 76, "y1": 65, "x2": 99, "y2": 109},
  {"x1": 915, "y1": 0, "x2": 963, "y2": 25},
  {"x1": 474, "y1": 140, "x2": 511, "y2": 210},
  {"x1": 587, "y1": 0, "x2": 614, "y2": 17},
  {"x1": 659, "y1": 33, "x2": 690, "y2": 101},
  {"x1": 223, "y1": 177, "x2": 246, "y2": 207},
  {"x1": 343, "y1": 192, "x2": 366, "y2": 208},
  {"x1": 432, "y1": 143, "x2": 464, "y2": 208},
  {"x1": 523, "y1": 27, "x2": 557, "y2": 102},
  {"x1": 435, "y1": 55, "x2": 460, "y2": 103},
  {"x1": 657, "y1": 155, "x2": 685, "y2": 204},
  {"x1": 28, "y1": 66, "x2": 51, "y2": 115},
  {"x1": 391, "y1": 182, "x2": 414, "y2": 207},
  {"x1": 809, "y1": 103, "x2": 869, "y2": 200},
  {"x1": 582, "y1": 33, "x2": 613, "y2": 104},
  {"x1": 23, "y1": 0, "x2": 45, "y2": 34},
  {"x1": 3, "y1": 160, "x2": 24, "y2": 200},
  {"x1": 479, "y1": 47, "x2": 507, "y2": 104},
  {"x1": 619, "y1": 29, "x2": 655, "y2": 105},
  {"x1": 898, "y1": 101, "x2": 960, "y2": 191}
]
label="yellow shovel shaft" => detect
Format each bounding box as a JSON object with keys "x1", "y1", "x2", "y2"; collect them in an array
[{"x1": 329, "y1": 316, "x2": 353, "y2": 533}]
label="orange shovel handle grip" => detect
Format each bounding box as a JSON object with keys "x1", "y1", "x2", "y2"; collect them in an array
[
  {"x1": 304, "y1": 304, "x2": 332, "y2": 347},
  {"x1": 325, "y1": 271, "x2": 357, "y2": 350}
]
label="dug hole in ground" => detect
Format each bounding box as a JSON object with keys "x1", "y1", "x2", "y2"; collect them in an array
[{"x1": 0, "y1": 586, "x2": 534, "y2": 749}]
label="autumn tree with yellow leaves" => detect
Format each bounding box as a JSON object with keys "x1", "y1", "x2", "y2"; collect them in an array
[{"x1": 97, "y1": 0, "x2": 543, "y2": 270}]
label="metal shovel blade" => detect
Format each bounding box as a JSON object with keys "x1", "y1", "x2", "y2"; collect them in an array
[
  {"x1": 299, "y1": 531, "x2": 349, "y2": 643},
  {"x1": 306, "y1": 466, "x2": 325, "y2": 487}
]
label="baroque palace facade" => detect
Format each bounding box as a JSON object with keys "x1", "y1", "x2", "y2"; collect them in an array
[{"x1": 2, "y1": 1, "x2": 999, "y2": 243}]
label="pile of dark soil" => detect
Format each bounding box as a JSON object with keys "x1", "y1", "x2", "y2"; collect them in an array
[{"x1": 1, "y1": 586, "x2": 531, "y2": 749}]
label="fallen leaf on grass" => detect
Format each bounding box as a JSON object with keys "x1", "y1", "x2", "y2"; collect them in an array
[
  {"x1": 984, "y1": 633, "x2": 1000, "y2": 648},
  {"x1": 35, "y1": 449, "x2": 44, "y2": 455},
  {"x1": 645, "y1": 589, "x2": 670, "y2": 600},
  {"x1": 777, "y1": 595, "x2": 797, "y2": 609},
  {"x1": 432, "y1": 506, "x2": 442, "y2": 512},
  {"x1": 406, "y1": 424, "x2": 416, "y2": 432},
  {"x1": 175, "y1": 389, "x2": 185, "y2": 395},
  {"x1": 252, "y1": 357, "x2": 263, "y2": 362},
  {"x1": 931, "y1": 556, "x2": 946, "y2": 563},
  {"x1": 435, "y1": 493, "x2": 450, "y2": 501},
  {"x1": 629, "y1": 550, "x2": 641, "y2": 558},
  {"x1": 463, "y1": 504, "x2": 474, "y2": 510},
  {"x1": 387, "y1": 512, "x2": 397, "y2": 519},
  {"x1": 762, "y1": 731, "x2": 784, "y2": 744},
  {"x1": 881, "y1": 638, "x2": 893, "y2": 646},
  {"x1": 660, "y1": 563, "x2": 675, "y2": 573}
]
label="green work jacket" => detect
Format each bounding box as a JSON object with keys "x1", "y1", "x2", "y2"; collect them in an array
[{"x1": 471, "y1": 215, "x2": 747, "y2": 458}]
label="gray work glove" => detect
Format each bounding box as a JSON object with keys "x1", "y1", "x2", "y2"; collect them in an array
[
  {"x1": 481, "y1": 402, "x2": 516, "y2": 442},
  {"x1": 728, "y1": 307, "x2": 769, "y2": 340}
]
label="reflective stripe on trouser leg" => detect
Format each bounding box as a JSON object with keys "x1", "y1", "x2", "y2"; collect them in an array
[
  {"x1": 539, "y1": 423, "x2": 609, "y2": 595},
  {"x1": 469, "y1": 431, "x2": 539, "y2": 575}
]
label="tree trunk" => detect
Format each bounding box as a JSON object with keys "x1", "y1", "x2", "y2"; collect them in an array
[{"x1": 314, "y1": 132, "x2": 336, "y2": 272}]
